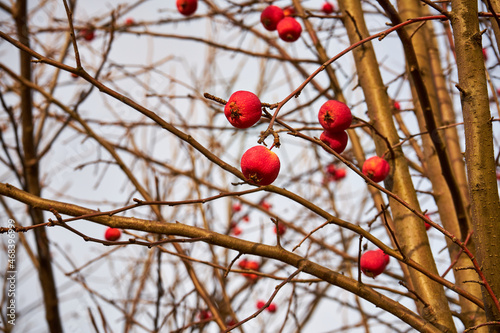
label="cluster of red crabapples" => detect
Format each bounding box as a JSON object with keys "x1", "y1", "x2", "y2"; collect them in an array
[
  {"x1": 260, "y1": 5, "x2": 302, "y2": 43},
  {"x1": 224, "y1": 90, "x2": 281, "y2": 186}
]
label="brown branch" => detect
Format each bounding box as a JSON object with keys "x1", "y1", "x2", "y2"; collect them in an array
[{"x1": 0, "y1": 182, "x2": 447, "y2": 332}]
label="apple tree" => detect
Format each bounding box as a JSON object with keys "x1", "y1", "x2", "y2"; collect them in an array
[{"x1": 0, "y1": 0, "x2": 500, "y2": 332}]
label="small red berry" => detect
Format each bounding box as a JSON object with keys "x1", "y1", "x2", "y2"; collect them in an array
[
  {"x1": 326, "y1": 163, "x2": 336, "y2": 175},
  {"x1": 256, "y1": 300, "x2": 266, "y2": 309},
  {"x1": 224, "y1": 91, "x2": 262, "y2": 128},
  {"x1": 124, "y1": 17, "x2": 135, "y2": 26},
  {"x1": 362, "y1": 156, "x2": 390, "y2": 182},
  {"x1": 198, "y1": 310, "x2": 212, "y2": 320},
  {"x1": 267, "y1": 303, "x2": 277, "y2": 313},
  {"x1": 71, "y1": 72, "x2": 79, "y2": 79},
  {"x1": 246, "y1": 273, "x2": 259, "y2": 280},
  {"x1": 277, "y1": 17, "x2": 302, "y2": 43},
  {"x1": 393, "y1": 101, "x2": 400, "y2": 110},
  {"x1": 333, "y1": 168, "x2": 346, "y2": 180},
  {"x1": 104, "y1": 227, "x2": 121, "y2": 241},
  {"x1": 273, "y1": 222, "x2": 286, "y2": 235},
  {"x1": 231, "y1": 226, "x2": 242, "y2": 236},
  {"x1": 246, "y1": 260, "x2": 260, "y2": 271},
  {"x1": 483, "y1": 48, "x2": 488, "y2": 61},
  {"x1": 232, "y1": 202, "x2": 242, "y2": 212},
  {"x1": 79, "y1": 28, "x2": 95, "y2": 41},
  {"x1": 320, "y1": 130, "x2": 348, "y2": 154},
  {"x1": 176, "y1": 0, "x2": 197, "y2": 16},
  {"x1": 261, "y1": 5, "x2": 285, "y2": 31},
  {"x1": 260, "y1": 200, "x2": 272, "y2": 210},
  {"x1": 497, "y1": 172, "x2": 500, "y2": 180},
  {"x1": 242, "y1": 215, "x2": 250, "y2": 223},
  {"x1": 318, "y1": 100, "x2": 352, "y2": 132},
  {"x1": 238, "y1": 259, "x2": 248, "y2": 269},
  {"x1": 283, "y1": 6, "x2": 295, "y2": 17},
  {"x1": 424, "y1": 214, "x2": 432, "y2": 230},
  {"x1": 360, "y1": 249, "x2": 389, "y2": 278},
  {"x1": 322, "y1": 2, "x2": 334, "y2": 14},
  {"x1": 242, "y1": 260, "x2": 260, "y2": 280},
  {"x1": 241, "y1": 146, "x2": 280, "y2": 185}
]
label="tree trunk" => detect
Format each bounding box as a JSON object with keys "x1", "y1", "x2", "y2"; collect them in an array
[
  {"x1": 397, "y1": 0, "x2": 487, "y2": 329},
  {"x1": 14, "y1": 0, "x2": 63, "y2": 332},
  {"x1": 450, "y1": 1, "x2": 500, "y2": 331},
  {"x1": 339, "y1": 0, "x2": 457, "y2": 331}
]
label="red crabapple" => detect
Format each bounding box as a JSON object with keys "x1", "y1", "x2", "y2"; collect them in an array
[
  {"x1": 318, "y1": 100, "x2": 352, "y2": 132},
  {"x1": 224, "y1": 91, "x2": 262, "y2": 128},
  {"x1": 238, "y1": 259, "x2": 248, "y2": 269},
  {"x1": 362, "y1": 156, "x2": 390, "y2": 182},
  {"x1": 242, "y1": 260, "x2": 260, "y2": 280},
  {"x1": 273, "y1": 222, "x2": 286, "y2": 235},
  {"x1": 326, "y1": 163, "x2": 336, "y2": 175},
  {"x1": 246, "y1": 260, "x2": 260, "y2": 271},
  {"x1": 260, "y1": 200, "x2": 272, "y2": 210},
  {"x1": 320, "y1": 130, "x2": 348, "y2": 154},
  {"x1": 267, "y1": 303, "x2": 277, "y2": 313},
  {"x1": 360, "y1": 249, "x2": 389, "y2": 278},
  {"x1": 256, "y1": 300, "x2": 266, "y2": 309},
  {"x1": 79, "y1": 28, "x2": 95, "y2": 41},
  {"x1": 241, "y1": 146, "x2": 280, "y2": 185},
  {"x1": 231, "y1": 226, "x2": 242, "y2": 236},
  {"x1": 424, "y1": 214, "x2": 432, "y2": 230},
  {"x1": 260, "y1": 5, "x2": 284, "y2": 31},
  {"x1": 333, "y1": 168, "x2": 346, "y2": 180},
  {"x1": 322, "y1": 2, "x2": 334, "y2": 14},
  {"x1": 104, "y1": 227, "x2": 121, "y2": 241},
  {"x1": 232, "y1": 202, "x2": 242, "y2": 212},
  {"x1": 176, "y1": 0, "x2": 197, "y2": 16},
  {"x1": 277, "y1": 17, "x2": 302, "y2": 42},
  {"x1": 198, "y1": 310, "x2": 212, "y2": 320}
]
